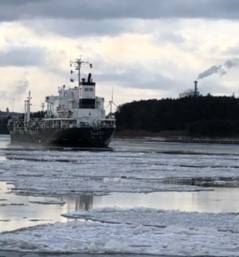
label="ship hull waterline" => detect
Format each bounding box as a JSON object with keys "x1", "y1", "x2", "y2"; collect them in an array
[{"x1": 10, "y1": 127, "x2": 115, "y2": 147}]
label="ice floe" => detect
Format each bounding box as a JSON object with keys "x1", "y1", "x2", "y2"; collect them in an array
[
  {"x1": 0, "y1": 150, "x2": 236, "y2": 196},
  {"x1": 29, "y1": 199, "x2": 65, "y2": 205},
  {"x1": 1, "y1": 208, "x2": 239, "y2": 255},
  {"x1": 1, "y1": 138, "x2": 239, "y2": 196}
]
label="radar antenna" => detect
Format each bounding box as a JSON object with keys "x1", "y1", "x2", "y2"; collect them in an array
[
  {"x1": 70, "y1": 58, "x2": 93, "y2": 86},
  {"x1": 70, "y1": 59, "x2": 74, "y2": 83}
]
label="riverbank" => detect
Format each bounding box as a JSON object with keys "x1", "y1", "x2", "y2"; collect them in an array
[{"x1": 115, "y1": 130, "x2": 239, "y2": 144}]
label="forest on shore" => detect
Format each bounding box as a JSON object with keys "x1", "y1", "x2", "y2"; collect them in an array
[
  {"x1": 115, "y1": 96, "x2": 239, "y2": 137},
  {"x1": 0, "y1": 116, "x2": 10, "y2": 134}
]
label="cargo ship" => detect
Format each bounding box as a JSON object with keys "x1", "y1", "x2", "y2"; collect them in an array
[{"x1": 8, "y1": 59, "x2": 116, "y2": 147}]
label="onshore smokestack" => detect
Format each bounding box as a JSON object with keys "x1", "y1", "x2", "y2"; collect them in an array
[{"x1": 194, "y1": 80, "x2": 199, "y2": 97}]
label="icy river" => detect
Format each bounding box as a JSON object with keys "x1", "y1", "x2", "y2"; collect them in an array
[{"x1": 1, "y1": 135, "x2": 239, "y2": 256}]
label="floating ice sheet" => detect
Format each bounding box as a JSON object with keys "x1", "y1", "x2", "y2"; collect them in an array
[
  {"x1": 1, "y1": 208, "x2": 239, "y2": 256},
  {"x1": 0, "y1": 150, "x2": 236, "y2": 195},
  {"x1": 29, "y1": 199, "x2": 65, "y2": 205},
  {"x1": 1, "y1": 138, "x2": 239, "y2": 196}
]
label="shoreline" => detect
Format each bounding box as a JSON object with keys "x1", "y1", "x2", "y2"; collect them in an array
[{"x1": 115, "y1": 130, "x2": 239, "y2": 144}]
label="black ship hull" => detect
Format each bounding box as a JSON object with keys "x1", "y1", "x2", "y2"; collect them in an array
[{"x1": 10, "y1": 127, "x2": 115, "y2": 147}]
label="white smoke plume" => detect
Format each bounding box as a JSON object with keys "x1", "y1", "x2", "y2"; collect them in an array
[
  {"x1": 13, "y1": 79, "x2": 29, "y2": 96},
  {"x1": 0, "y1": 79, "x2": 29, "y2": 101},
  {"x1": 198, "y1": 58, "x2": 239, "y2": 80}
]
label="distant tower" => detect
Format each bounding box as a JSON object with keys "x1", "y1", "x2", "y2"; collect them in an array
[
  {"x1": 194, "y1": 80, "x2": 199, "y2": 97},
  {"x1": 179, "y1": 80, "x2": 201, "y2": 98}
]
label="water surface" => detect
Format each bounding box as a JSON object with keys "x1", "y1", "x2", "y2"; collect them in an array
[{"x1": 1, "y1": 135, "x2": 239, "y2": 232}]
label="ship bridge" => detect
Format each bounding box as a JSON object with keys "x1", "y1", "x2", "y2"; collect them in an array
[
  {"x1": 79, "y1": 73, "x2": 96, "y2": 109},
  {"x1": 44, "y1": 59, "x2": 107, "y2": 126}
]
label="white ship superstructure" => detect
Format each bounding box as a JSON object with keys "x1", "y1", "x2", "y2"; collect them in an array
[{"x1": 8, "y1": 59, "x2": 116, "y2": 147}]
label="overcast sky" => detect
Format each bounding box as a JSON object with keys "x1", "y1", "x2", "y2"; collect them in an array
[{"x1": 0, "y1": 0, "x2": 239, "y2": 111}]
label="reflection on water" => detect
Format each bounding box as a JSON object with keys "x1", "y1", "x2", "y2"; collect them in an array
[
  {"x1": 75, "y1": 195, "x2": 93, "y2": 211},
  {"x1": 0, "y1": 182, "x2": 66, "y2": 232},
  {"x1": 82, "y1": 189, "x2": 239, "y2": 213},
  {"x1": 96, "y1": 189, "x2": 239, "y2": 213},
  {"x1": 2, "y1": 181, "x2": 239, "y2": 232},
  {"x1": 0, "y1": 181, "x2": 96, "y2": 232}
]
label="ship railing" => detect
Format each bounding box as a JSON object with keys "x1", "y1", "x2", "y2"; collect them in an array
[
  {"x1": 91, "y1": 119, "x2": 116, "y2": 128},
  {"x1": 103, "y1": 122, "x2": 116, "y2": 128},
  {"x1": 76, "y1": 120, "x2": 115, "y2": 128},
  {"x1": 78, "y1": 121, "x2": 90, "y2": 128}
]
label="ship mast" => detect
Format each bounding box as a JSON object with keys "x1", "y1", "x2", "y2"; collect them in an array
[
  {"x1": 108, "y1": 87, "x2": 117, "y2": 118},
  {"x1": 109, "y1": 88, "x2": 114, "y2": 115},
  {"x1": 71, "y1": 58, "x2": 93, "y2": 86},
  {"x1": 76, "y1": 59, "x2": 82, "y2": 86},
  {"x1": 24, "y1": 91, "x2": 32, "y2": 125}
]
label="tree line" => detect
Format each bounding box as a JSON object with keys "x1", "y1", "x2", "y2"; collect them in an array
[
  {"x1": 0, "y1": 111, "x2": 45, "y2": 134},
  {"x1": 115, "y1": 96, "x2": 239, "y2": 137}
]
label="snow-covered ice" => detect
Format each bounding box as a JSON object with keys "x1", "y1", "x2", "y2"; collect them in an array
[
  {"x1": 29, "y1": 199, "x2": 65, "y2": 205},
  {"x1": 1, "y1": 208, "x2": 239, "y2": 256},
  {"x1": 63, "y1": 207, "x2": 239, "y2": 229},
  {"x1": 1, "y1": 138, "x2": 239, "y2": 196}
]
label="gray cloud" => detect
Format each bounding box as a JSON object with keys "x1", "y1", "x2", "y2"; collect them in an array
[
  {"x1": 1, "y1": 0, "x2": 239, "y2": 21},
  {"x1": 0, "y1": 46, "x2": 47, "y2": 67},
  {"x1": 23, "y1": 18, "x2": 187, "y2": 43},
  {"x1": 94, "y1": 66, "x2": 181, "y2": 91},
  {"x1": 24, "y1": 19, "x2": 130, "y2": 37},
  {"x1": 157, "y1": 32, "x2": 185, "y2": 44}
]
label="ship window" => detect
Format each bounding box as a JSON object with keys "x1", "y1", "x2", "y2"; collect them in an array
[{"x1": 84, "y1": 87, "x2": 94, "y2": 92}]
